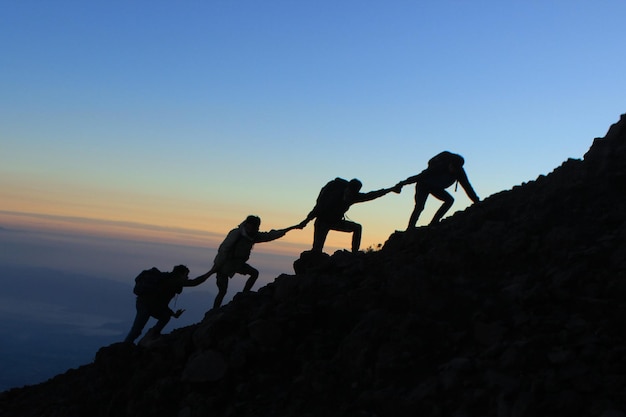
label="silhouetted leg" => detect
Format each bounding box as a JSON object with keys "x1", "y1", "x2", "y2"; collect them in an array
[
  {"x1": 333, "y1": 220, "x2": 362, "y2": 252},
  {"x1": 124, "y1": 299, "x2": 151, "y2": 343},
  {"x1": 213, "y1": 272, "x2": 229, "y2": 309},
  {"x1": 312, "y1": 219, "x2": 331, "y2": 252},
  {"x1": 149, "y1": 310, "x2": 172, "y2": 336},
  {"x1": 351, "y1": 223, "x2": 362, "y2": 252},
  {"x1": 241, "y1": 264, "x2": 259, "y2": 292},
  {"x1": 408, "y1": 185, "x2": 429, "y2": 230},
  {"x1": 429, "y1": 188, "x2": 454, "y2": 224}
]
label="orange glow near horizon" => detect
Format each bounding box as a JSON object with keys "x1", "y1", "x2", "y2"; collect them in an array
[
  {"x1": 0, "y1": 175, "x2": 406, "y2": 255},
  {"x1": 0, "y1": 208, "x2": 394, "y2": 258},
  {"x1": 0, "y1": 171, "x2": 435, "y2": 258}
]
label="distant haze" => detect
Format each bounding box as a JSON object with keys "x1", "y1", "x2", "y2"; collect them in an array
[
  {"x1": 0, "y1": 213, "x2": 308, "y2": 391},
  {"x1": 0, "y1": 210, "x2": 306, "y2": 284}
]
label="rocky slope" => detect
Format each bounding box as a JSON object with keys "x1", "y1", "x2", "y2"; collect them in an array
[{"x1": 1, "y1": 114, "x2": 625, "y2": 417}]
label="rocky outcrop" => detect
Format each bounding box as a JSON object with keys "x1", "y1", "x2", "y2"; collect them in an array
[{"x1": 1, "y1": 114, "x2": 625, "y2": 417}]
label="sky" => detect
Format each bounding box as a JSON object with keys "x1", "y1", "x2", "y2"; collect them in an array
[{"x1": 2, "y1": 1, "x2": 626, "y2": 282}]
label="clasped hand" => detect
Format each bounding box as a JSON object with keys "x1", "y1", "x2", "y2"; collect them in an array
[{"x1": 391, "y1": 182, "x2": 404, "y2": 193}]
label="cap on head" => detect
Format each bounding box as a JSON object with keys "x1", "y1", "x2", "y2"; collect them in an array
[
  {"x1": 172, "y1": 264, "x2": 189, "y2": 275},
  {"x1": 245, "y1": 215, "x2": 261, "y2": 228},
  {"x1": 348, "y1": 179, "x2": 362, "y2": 191}
]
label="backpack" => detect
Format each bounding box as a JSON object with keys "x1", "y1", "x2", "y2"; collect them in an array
[
  {"x1": 427, "y1": 151, "x2": 464, "y2": 173},
  {"x1": 133, "y1": 267, "x2": 165, "y2": 296},
  {"x1": 315, "y1": 178, "x2": 349, "y2": 217}
]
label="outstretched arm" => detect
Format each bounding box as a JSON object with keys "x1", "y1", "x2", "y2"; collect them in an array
[
  {"x1": 397, "y1": 174, "x2": 421, "y2": 187},
  {"x1": 185, "y1": 230, "x2": 239, "y2": 287},
  {"x1": 186, "y1": 266, "x2": 216, "y2": 287},
  {"x1": 303, "y1": 204, "x2": 319, "y2": 224},
  {"x1": 283, "y1": 223, "x2": 305, "y2": 233},
  {"x1": 297, "y1": 217, "x2": 312, "y2": 228},
  {"x1": 353, "y1": 185, "x2": 400, "y2": 203},
  {"x1": 255, "y1": 222, "x2": 304, "y2": 243}
]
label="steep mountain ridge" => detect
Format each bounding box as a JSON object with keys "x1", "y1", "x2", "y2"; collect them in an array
[{"x1": 1, "y1": 114, "x2": 625, "y2": 417}]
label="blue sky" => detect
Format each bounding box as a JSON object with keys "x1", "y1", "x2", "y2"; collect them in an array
[{"x1": 2, "y1": 1, "x2": 625, "y2": 261}]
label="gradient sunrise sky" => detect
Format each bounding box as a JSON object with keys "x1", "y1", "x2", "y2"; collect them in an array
[{"x1": 2, "y1": 1, "x2": 625, "y2": 261}]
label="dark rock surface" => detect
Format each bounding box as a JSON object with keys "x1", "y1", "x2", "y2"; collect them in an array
[{"x1": 1, "y1": 114, "x2": 625, "y2": 417}]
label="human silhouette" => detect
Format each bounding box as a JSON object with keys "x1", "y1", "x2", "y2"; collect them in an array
[
  {"x1": 397, "y1": 151, "x2": 479, "y2": 229},
  {"x1": 300, "y1": 178, "x2": 400, "y2": 253},
  {"x1": 191, "y1": 215, "x2": 302, "y2": 309},
  {"x1": 124, "y1": 264, "x2": 193, "y2": 345}
]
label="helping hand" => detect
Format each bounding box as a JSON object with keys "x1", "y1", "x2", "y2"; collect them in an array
[
  {"x1": 192, "y1": 268, "x2": 215, "y2": 283},
  {"x1": 391, "y1": 183, "x2": 403, "y2": 193}
]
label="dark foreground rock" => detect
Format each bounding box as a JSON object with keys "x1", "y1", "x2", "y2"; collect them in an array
[{"x1": 1, "y1": 114, "x2": 625, "y2": 417}]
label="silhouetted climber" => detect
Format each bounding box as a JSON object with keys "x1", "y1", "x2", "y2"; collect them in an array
[
  {"x1": 397, "y1": 151, "x2": 479, "y2": 229},
  {"x1": 191, "y1": 215, "x2": 302, "y2": 309},
  {"x1": 299, "y1": 178, "x2": 400, "y2": 253},
  {"x1": 124, "y1": 264, "x2": 194, "y2": 345}
]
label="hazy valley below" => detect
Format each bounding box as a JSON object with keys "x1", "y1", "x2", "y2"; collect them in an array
[{"x1": 0, "y1": 265, "x2": 214, "y2": 391}]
